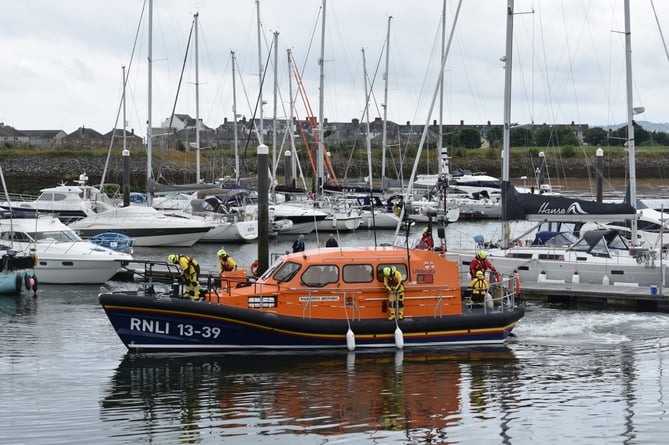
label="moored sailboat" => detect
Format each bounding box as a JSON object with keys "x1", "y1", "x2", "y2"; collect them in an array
[{"x1": 446, "y1": 0, "x2": 665, "y2": 288}]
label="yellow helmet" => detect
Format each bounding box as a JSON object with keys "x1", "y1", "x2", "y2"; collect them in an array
[
  {"x1": 383, "y1": 267, "x2": 391, "y2": 277},
  {"x1": 168, "y1": 254, "x2": 178, "y2": 263},
  {"x1": 476, "y1": 270, "x2": 484, "y2": 277},
  {"x1": 478, "y1": 250, "x2": 487, "y2": 259},
  {"x1": 217, "y1": 249, "x2": 227, "y2": 257}
]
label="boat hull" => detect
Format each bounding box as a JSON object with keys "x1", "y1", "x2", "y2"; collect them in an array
[
  {"x1": 35, "y1": 257, "x2": 126, "y2": 284},
  {"x1": 0, "y1": 271, "x2": 35, "y2": 295},
  {"x1": 448, "y1": 249, "x2": 665, "y2": 287},
  {"x1": 74, "y1": 226, "x2": 210, "y2": 247},
  {"x1": 99, "y1": 291, "x2": 524, "y2": 352},
  {"x1": 198, "y1": 220, "x2": 258, "y2": 243}
]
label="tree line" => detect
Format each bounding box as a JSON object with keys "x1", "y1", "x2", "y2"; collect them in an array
[{"x1": 442, "y1": 122, "x2": 668, "y2": 149}]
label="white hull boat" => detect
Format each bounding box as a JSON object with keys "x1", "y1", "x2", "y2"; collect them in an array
[
  {"x1": 68, "y1": 206, "x2": 213, "y2": 247},
  {"x1": 0, "y1": 216, "x2": 132, "y2": 284},
  {"x1": 198, "y1": 219, "x2": 258, "y2": 243}
]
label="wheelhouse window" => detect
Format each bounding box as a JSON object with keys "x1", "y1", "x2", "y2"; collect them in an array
[
  {"x1": 272, "y1": 261, "x2": 301, "y2": 283},
  {"x1": 342, "y1": 264, "x2": 374, "y2": 283},
  {"x1": 301, "y1": 264, "x2": 339, "y2": 287}
]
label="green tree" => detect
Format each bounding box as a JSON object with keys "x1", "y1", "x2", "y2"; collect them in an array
[
  {"x1": 486, "y1": 126, "x2": 503, "y2": 146},
  {"x1": 651, "y1": 130, "x2": 668, "y2": 145},
  {"x1": 557, "y1": 127, "x2": 579, "y2": 146},
  {"x1": 534, "y1": 127, "x2": 553, "y2": 147},
  {"x1": 509, "y1": 128, "x2": 533, "y2": 147},
  {"x1": 457, "y1": 128, "x2": 482, "y2": 149},
  {"x1": 584, "y1": 127, "x2": 608, "y2": 146}
]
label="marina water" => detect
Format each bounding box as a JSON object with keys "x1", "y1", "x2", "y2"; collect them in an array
[{"x1": 2, "y1": 223, "x2": 669, "y2": 444}]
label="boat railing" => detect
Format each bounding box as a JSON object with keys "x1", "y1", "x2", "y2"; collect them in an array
[
  {"x1": 463, "y1": 273, "x2": 518, "y2": 314},
  {"x1": 288, "y1": 283, "x2": 471, "y2": 320},
  {"x1": 3, "y1": 192, "x2": 39, "y2": 204},
  {"x1": 297, "y1": 290, "x2": 363, "y2": 320}
]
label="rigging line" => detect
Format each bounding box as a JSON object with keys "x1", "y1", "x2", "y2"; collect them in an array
[
  {"x1": 367, "y1": 37, "x2": 389, "y2": 122},
  {"x1": 167, "y1": 19, "x2": 194, "y2": 132},
  {"x1": 101, "y1": 0, "x2": 147, "y2": 190},
  {"x1": 239, "y1": 40, "x2": 274, "y2": 177},
  {"x1": 394, "y1": 0, "x2": 463, "y2": 241},
  {"x1": 193, "y1": 18, "x2": 230, "y2": 123},
  {"x1": 650, "y1": 0, "x2": 669, "y2": 65}
]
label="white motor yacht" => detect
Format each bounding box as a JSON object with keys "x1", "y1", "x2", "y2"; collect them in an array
[
  {"x1": 68, "y1": 206, "x2": 214, "y2": 247},
  {"x1": 0, "y1": 216, "x2": 132, "y2": 284}
]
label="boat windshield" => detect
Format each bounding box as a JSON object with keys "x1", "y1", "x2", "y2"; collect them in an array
[
  {"x1": 0, "y1": 231, "x2": 35, "y2": 242},
  {"x1": 272, "y1": 261, "x2": 301, "y2": 283},
  {"x1": 33, "y1": 230, "x2": 82, "y2": 242}
]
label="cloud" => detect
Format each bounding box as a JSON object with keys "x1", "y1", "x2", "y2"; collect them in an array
[{"x1": 1, "y1": 0, "x2": 667, "y2": 134}]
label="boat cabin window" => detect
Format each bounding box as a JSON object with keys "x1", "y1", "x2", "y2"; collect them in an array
[
  {"x1": 376, "y1": 264, "x2": 407, "y2": 282},
  {"x1": 301, "y1": 264, "x2": 339, "y2": 287},
  {"x1": 0, "y1": 231, "x2": 33, "y2": 242},
  {"x1": 38, "y1": 192, "x2": 73, "y2": 202},
  {"x1": 342, "y1": 264, "x2": 374, "y2": 283},
  {"x1": 273, "y1": 261, "x2": 301, "y2": 282},
  {"x1": 34, "y1": 230, "x2": 81, "y2": 242}
]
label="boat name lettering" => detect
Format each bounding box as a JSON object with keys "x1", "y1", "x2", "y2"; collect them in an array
[
  {"x1": 537, "y1": 202, "x2": 587, "y2": 215},
  {"x1": 130, "y1": 317, "x2": 170, "y2": 335},
  {"x1": 299, "y1": 295, "x2": 340, "y2": 302}
]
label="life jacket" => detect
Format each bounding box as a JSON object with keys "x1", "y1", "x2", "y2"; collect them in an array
[
  {"x1": 179, "y1": 254, "x2": 198, "y2": 274},
  {"x1": 471, "y1": 277, "x2": 488, "y2": 295}
]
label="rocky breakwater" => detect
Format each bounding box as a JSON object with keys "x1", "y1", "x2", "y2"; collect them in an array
[{"x1": 1, "y1": 154, "x2": 193, "y2": 194}]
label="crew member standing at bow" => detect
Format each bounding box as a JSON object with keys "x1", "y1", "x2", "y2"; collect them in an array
[
  {"x1": 217, "y1": 249, "x2": 237, "y2": 274},
  {"x1": 168, "y1": 254, "x2": 201, "y2": 300},
  {"x1": 383, "y1": 266, "x2": 404, "y2": 320}
]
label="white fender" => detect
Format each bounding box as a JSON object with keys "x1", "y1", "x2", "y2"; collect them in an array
[{"x1": 346, "y1": 328, "x2": 356, "y2": 351}]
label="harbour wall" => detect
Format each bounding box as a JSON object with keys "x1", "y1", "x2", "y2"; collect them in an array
[{"x1": 1, "y1": 153, "x2": 667, "y2": 195}]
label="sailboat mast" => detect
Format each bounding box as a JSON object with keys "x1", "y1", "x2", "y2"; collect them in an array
[
  {"x1": 317, "y1": 0, "x2": 326, "y2": 197},
  {"x1": 439, "y1": 0, "x2": 447, "y2": 176},
  {"x1": 501, "y1": 0, "x2": 514, "y2": 249},
  {"x1": 288, "y1": 49, "x2": 298, "y2": 187},
  {"x1": 232, "y1": 51, "x2": 240, "y2": 186},
  {"x1": 272, "y1": 31, "x2": 279, "y2": 189},
  {"x1": 146, "y1": 0, "x2": 153, "y2": 195},
  {"x1": 363, "y1": 48, "x2": 373, "y2": 192},
  {"x1": 194, "y1": 12, "x2": 201, "y2": 184},
  {"x1": 381, "y1": 16, "x2": 392, "y2": 183},
  {"x1": 363, "y1": 47, "x2": 377, "y2": 245},
  {"x1": 624, "y1": 0, "x2": 638, "y2": 245},
  {"x1": 256, "y1": 0, "x2": 264, "y2": 145},
  {"x1": 122, "y1": 65, "x2": 127, "y2": 153}
]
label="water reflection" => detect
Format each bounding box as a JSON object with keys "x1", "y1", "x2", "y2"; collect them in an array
[
  {"x1": 0, "y1": 294, "x2": 38, "y2": 318},
  {"x1": 101, "y1": 348, "x2": 520, "y2": 443}
]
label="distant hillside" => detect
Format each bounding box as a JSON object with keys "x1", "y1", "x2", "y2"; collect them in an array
[{"x1": 596, "y1": 120, "x2": 669, "y2": 133}]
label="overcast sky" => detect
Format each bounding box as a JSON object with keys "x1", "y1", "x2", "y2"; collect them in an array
[{"x1": 1, "y1": 0, "x2": 668, "y2": 137}]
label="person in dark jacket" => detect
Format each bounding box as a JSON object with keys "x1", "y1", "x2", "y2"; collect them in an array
[
  {"x1": 292, "y1": 234, "x2": 305, "y2": 252},
  {"x1": 325, "y1": 233, "x2": 338, "y2": 247}
]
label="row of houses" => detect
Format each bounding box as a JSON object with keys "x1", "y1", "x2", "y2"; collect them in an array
[
  {"x1": 0, "y1": 122, "x2": 144, "y2": 150},
  {"x1": 0, "y1": 115, "x2": 587, "y2": 150}
]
